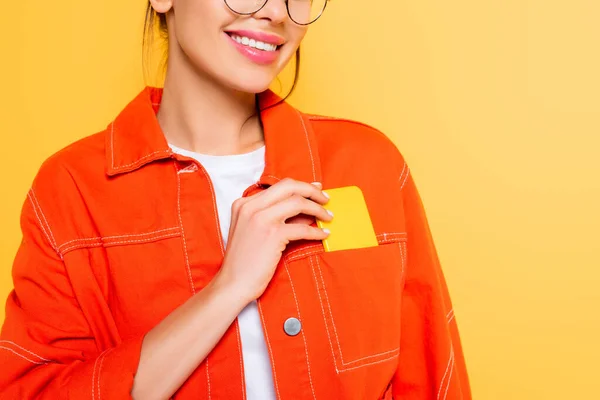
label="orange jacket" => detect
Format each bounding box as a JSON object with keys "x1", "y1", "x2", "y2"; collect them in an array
[{"x1": 0, "y1": 87, "x2": 470, "y2": 399}]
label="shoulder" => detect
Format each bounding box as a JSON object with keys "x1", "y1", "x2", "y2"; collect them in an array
[
  {"x1": 23, "y1": 130, "x2": 107, "y2": 243},
  {"x1": 32, "y1": 129, "x2": 107, "y2": 189},
  {"x1": 305, "y1": 113, "x2": 407, "y2": 176}
]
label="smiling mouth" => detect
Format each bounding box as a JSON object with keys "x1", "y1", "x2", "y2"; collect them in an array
[{"x1": 226, "y1": 32, "x2": 283, "y2": 52}]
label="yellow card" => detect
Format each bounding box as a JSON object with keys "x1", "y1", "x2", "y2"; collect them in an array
[{"x1": 316, "y1": 186, "x2": 379, "y2": 252}]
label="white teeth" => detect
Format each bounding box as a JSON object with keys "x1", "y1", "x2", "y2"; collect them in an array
[{"x1": 230, "y1": 34, "x2": 278, "y2": 52}]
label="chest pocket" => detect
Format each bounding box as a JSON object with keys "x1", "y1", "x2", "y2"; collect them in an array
[{"x1": 299, "y1": 237, "x2": 406, "y2": 373}]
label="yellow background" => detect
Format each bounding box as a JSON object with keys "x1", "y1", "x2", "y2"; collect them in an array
[{"x1": 1, "y1": 1, "x2": 599, "y2": 398}]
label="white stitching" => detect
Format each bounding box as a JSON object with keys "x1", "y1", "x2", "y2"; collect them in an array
[
  {"x1": 285, "y1": 244, "x2": 322, "y2": 259},
  {"x1": 308, "y1": 257, "x2": 340, "y2": 373},
  {"x1": 442, "y1": 351, "x2": 455, "y2": 400},
  {"x1": 314, "y1": 256, "x2": 346, "y2": 364},
  {"x1": 110, "y1": 121, "x2": 115, "y2": 170},
  {"x1": 97, "y1": 348, "x2": 113, "y2": 400},
  {"x1": 61, "y1": 232, "x2": 180, "y2": 252},
  {"x1": 176, "y1": 167, "x2": 196, "y2": 295},
  {"x1": 92, "y1": 351, "x2": 100, "y2": 400},
  {"x1": 377, "y1": 232, "x2": 407, "y2": 237},
  {"x1": 60, "y1": 232, "x2": 181, "y2": 255},
  {"x1": 285, "y1": 234, "x2": 407, "y2": 263},
  {"x1": 437, "y1": 346, "x2": 454, "y2": 400},
  {"x1": 110, "y1": 120, "x2": 172, "y2": 171},
  {"x1": 401, "y1": 242, "x2": 408, "y2": 274},
  {"x1": 262, "y1": 175, "x2": 282, "y2": 182},
  {"x1": 235, "y1": 321, "x2": 247, "y2": 400},
  {"x1": 197, "y1": 167, "x2": 225, "y2": 257},
  {"x1": 379, "y1": 238, "x2": 408, "y2": 245},
  {"x1": 97, "y1": 354, "x2": 103, "y2": 400},
  {"x1": 0, "y1": 340, "x2": 50, "y2": 362},
  {"x1": 314, "y1": 257, "x2": 399, "y2": 367},
  {"x1": 206, "y1": 356, "x2": 212, "y2": 399},
  {"x1": 297, "y1": 110, "x2": 317, "y2": 182},
  {"x1": 29, "y1": 189, "x2": 58, "y2": 250},
  {"x1": 257, "y1": 301, "x2": 282, "y2": 400},
  {"x1": 339, "y1": 352, "x2": 399, "y2": 373},
  {"x1": 398, "y1": 241, "x2": 407, "y2": 288},
  {"x1": 286, "y1": 248, "x2": 324, "y2": 263},
  {"x1": 400, "y1": 167, "x2": 411, "y2": 191},
  {"x1": 91, "y1": 348, "x2": 110, "y2": 400},
  {"x1": 0, "y1": 346, "x2": 47, "y2": 365},
  {"x1": 113, "y1": 150, "x2": 172, "y2": 170},
  {"x1": 177, "y1": 164, "x2": 198, "y2": 174},
  {"x1": 398, "y1": 162, "x2": 407, "y2": 185},
  {"x1": 27, "y1": 191, "x2": 59, "y2": 255},
  {"x1": 57, "y1": 227, "x2": 180, "y2": 250},
  {"x1": 283, "y1": 259, "x2": 317, "y2": 399},
  {"x1": 447, "y1": 309, "x2": 455, "y2": 323}
]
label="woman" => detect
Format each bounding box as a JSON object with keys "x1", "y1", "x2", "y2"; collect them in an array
[{"x1": 0, "y1": 0, "x2": 470, "y2": 399}]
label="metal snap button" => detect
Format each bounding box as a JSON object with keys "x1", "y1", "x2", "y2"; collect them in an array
[{"x1": 284, "y1": 317, "x2": 302, "y2": 336}]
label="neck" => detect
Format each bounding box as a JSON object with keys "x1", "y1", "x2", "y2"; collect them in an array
[{"x1": 156, "y1": 48, "x2": 265, "y2": 156}]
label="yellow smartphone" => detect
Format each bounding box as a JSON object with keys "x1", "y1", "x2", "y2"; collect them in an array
[{"x1": 316, "y1": 186, "x2": 379, "y2": 252}]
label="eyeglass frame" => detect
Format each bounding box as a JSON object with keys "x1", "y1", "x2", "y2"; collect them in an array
[{"x1": 224, "y1": 0, "x2": 330, "y2": 26}]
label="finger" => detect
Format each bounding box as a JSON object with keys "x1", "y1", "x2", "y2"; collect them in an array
[
  {"x1": 256, "y1": 179, "x2": 329, "y2": 211},
  {"x1": 229, "y1": 197, "x2": 248, "y2": 230},
  {"x1": 282, "y1": 224, "x2": 330, "y2": 242},
  {"x1": 260, "y1": 195, "x2": 333, "y2": 224},
  {"x1": 285, "y1": 214, "x2": 316, "y2": 226}
]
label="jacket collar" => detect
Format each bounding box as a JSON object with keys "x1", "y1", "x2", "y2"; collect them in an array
[{"x1": 105, "y1": 86, "x2": 322, "y2": 186}]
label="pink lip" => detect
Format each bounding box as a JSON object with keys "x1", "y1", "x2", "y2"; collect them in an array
[
  {"x1": 224, "y1": 31, "x2": 283, "y2": 65},
  {"x1": 226, "y1": 30, "x2": 286, "y2": 46}
]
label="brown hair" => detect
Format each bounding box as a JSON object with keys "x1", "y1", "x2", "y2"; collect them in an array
[{"x1": 142, "y1": 3, "x2": 300, "y2": 100}]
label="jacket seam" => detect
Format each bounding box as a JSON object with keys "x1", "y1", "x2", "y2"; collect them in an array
[
  {"x1": 28, "y1": 188, "x2": 58, "y2": 250},
  {"x1": 398, "y1": 162, "x2": 411, "y2": 192},
  {"x1": 58, "y1": 230, "x2": 182, "y2": 257},
  {"x1": 257, "y1": 302, "x2": 282, "y2": 399},
  {"x1": 0, "y1": 346, "x2": 47, "y2": 365},
  {"x1": 92, "y1": 348, "x2": 111, "y2": 400},
  {"x1": 57, "y1": 227, "x2": 181, "y2": 251},
  {"x1": 283, "y1": 258, "x2": 317, "y2": 399},
  {"x1": 313, "y1": 256, "x2": 400, "y2": 371},
  {"x1": 297, "y1": 110, "x2": 317, "y2": 182},
  {"x1": 234, "y1": 321, "x2": 247, "y2": 400},
  {"x1": 109, "y1": 121, "x2": 172, "y2": 172},
  {"x1": 0, "y1": 340, "x2": 52, "y2": 365},
  {"x1": 437, "y1": 345, "x2": 455, "y2": 400},
  {"x1": 284, "y1": 233, "x2": 408, "y2": 263},
  {"x1": 27, "y1": 189, "x2": 61, "y2": 259},
  {"x1": 175, "y1": 162, "x2": 196, "y2": 295}
]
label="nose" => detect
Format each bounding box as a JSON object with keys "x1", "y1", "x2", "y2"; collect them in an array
[{"x1": 253, "y1": 0, "x2": 289, "y2": 24}]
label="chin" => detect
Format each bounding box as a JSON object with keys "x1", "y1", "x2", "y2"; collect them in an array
[{"x1": 224, "y1": 70, "x2": 279, "y2": 94}]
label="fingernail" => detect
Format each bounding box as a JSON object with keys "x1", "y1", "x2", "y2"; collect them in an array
[
  {"x1": 322, "y1": 191, "x2": 330, "y2": 200},
  {"x1": 311, "y1": 182, "x2": 323, "y2": 188},
  {"x1": 327, "y1": 209, "x2": 334, "y2": 218},
  {"x1": 322, "y1": 228, "x2": 331, "y2": 235}
]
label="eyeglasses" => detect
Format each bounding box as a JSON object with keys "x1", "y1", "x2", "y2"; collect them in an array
[{"x1": 224, "y1": 0, "x2": 329, "y2": 26}]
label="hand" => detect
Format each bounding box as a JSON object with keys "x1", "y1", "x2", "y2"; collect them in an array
[{"x1": 216, "y1": 179, "x2": 332, "y2": 302}]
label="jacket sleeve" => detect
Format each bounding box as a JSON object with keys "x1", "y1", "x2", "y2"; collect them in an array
[
  {"x1": 0, "y1": 190, "x2": 144, "y2": 399},
  {"x1": 391, "y1": 169, "x2": 471, "y2": 399}
]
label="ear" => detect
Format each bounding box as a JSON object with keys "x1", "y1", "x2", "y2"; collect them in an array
[{"x1": 149, "y1": 0, "x2": 173, "y2": 14}]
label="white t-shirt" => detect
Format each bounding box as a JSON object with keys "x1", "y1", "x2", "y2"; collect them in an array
[{"x1": 169, "y1": 143, "x2": 276, "y2": 400}]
